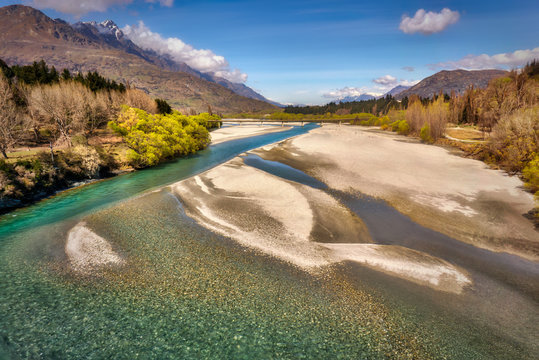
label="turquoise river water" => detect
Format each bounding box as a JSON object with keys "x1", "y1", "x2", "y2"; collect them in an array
[{"x1": 0, "y1": 124, "x2": 537, "y2": 359}]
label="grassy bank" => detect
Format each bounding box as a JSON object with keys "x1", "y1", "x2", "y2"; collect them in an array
[{"x1": 0, "y1": 107, "x2": 218, "y2": 214}]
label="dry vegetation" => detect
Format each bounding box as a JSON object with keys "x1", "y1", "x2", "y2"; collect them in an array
[
  {"x1": 0, "y1": 61, "x2": 219, "y2": 213},
  {"x1": 379, "y1": 62, "x2": 539, "y2": 214}
]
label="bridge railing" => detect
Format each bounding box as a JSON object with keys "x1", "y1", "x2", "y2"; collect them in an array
[{"x1": 206, "y1": 118, "x2": 351, "y2": 124}]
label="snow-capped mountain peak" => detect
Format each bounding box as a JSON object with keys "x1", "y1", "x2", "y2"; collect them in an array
[{"x1": 76, "y1": 20, "x2": 124, "y2": 40}]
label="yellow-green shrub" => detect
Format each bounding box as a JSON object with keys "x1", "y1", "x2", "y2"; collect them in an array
[
  {"x1": 523, "y1": 154, "x2": 539, "y2": 217},
  {"x1": 523, "y1": 154, "x2": 539, "y2": 193},
  {"x1": 390, "y1": 119, "x2": 410, "y2": 135},
  {"x1": 109, "y1": 106, "x2": 210, "y2": 168},
  {"x1": 420, "y1": 124, "x2": 432, "y2": 143}
]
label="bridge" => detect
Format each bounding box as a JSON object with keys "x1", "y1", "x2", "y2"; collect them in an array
[{"x1": 206, "y1": 118, "x2": 352, "y2": 127}]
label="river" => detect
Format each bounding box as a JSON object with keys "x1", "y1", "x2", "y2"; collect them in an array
[{"x1": 0, "y1": 123, "x2": 537, "y2": 359}]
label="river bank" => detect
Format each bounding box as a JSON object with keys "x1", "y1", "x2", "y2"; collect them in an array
[
  {"x1": 254, "y1": 125, "x2": 538, "y2": 261},
  {"x1": 170, "y1": 124, "x2": 538, "y2": 356},
  {"x1": 0, "y1": 124, "x2": 291, "y2": 216},
  {"x1": 1, "y1": 123, "x2": 537, "y2": 358}
]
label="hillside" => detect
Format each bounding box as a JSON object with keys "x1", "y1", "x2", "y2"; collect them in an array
[
  {"x1": 384, "y1": 85, "x2": 410, "y2": 97},
  {"x1": 0, "y1": 5, "x2": 277, "y2": 113},
  {"x1": 396, "y1": 69, "x2": 508, "y2": 99},
  {"x1": 73, "y1": 20, "x2": 281, "y2": 106}
]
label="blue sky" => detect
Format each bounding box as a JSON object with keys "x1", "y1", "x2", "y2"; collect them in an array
[{"x1": 3, "y1": 0, "x2": 539, "y2": 104}]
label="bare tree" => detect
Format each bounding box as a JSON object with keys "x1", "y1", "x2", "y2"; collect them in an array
[
  {"x1": 28, "y1": 82, "x2": 90, "y2": 146},
  {"x1": 124, "y1": 88, "x2": 157, "y2": 114},
  {"x1": 0, "y1": 74, "x2": 26, "y2": 158},
  {"x1": 426, "y1": 95, "x2": 448, "y2": 140},
  {"x1": 405, "y1": 97, "x2": 425, "y2": 133}
]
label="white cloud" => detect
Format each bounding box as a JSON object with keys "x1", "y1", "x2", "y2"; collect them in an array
[
  {"x1": 32, "y1": 0, "x2": 133, "y2": 16},
  {"x1": 122, "y1": 21, "x2": 248, "y2": 83},
  {"x1": 371, "y1": 75, "x2": 418, "y2": 92},
  {"x1": 32, "y1": 0, "x2": 173, "y2": 16},
  {"x1": 373, "y1": 75, "x2": 397, "y2": 86},
  {"x1": 399, "y1": 8, "x2": 460, "y2": 35},
  {"x1": 399, "y1": 79, "x2": 420, "y2": 87},
  {"x1": 402, "y1": 66, "x2": 415, "y2": 72},
  {"x1": 429, "y1": 47, "x2": 539, "y2": 70},
  {"x1": 324, "y1": 77, "x2": 419, "y2": 100},
  {"x1": 323, "y1": 87, "x2": 381, "y2": 99},
  {"x1": 215, "y1": 69, "x2": 248, "y2": 83}
]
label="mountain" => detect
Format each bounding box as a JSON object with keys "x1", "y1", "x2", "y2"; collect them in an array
[
  {"x1": 336, "y1": 94, "x2": 377, "y2": 103},
  {"x1": 384, "y1": 85, "x2": 410, "y2": 97},
  {"x1": 74, "y1": 20, "x2": 281, "y2": 106},
  {"x1": 396, "y1": 69, "x2": 508, "y2": 100},
  {"x1": 0, "y1": 5, "x2": 277, "y2": 113},
  {"x1": 198, "y1": 72, "x2": 283, "y2": 107}
]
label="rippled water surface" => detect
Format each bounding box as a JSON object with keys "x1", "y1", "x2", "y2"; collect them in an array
[
  {"x1": 0, "y1": 125, "x2": 316, "y2": 238},
  {"x1": 0, "y1": 124, "x2": 537, "y2": 359}
]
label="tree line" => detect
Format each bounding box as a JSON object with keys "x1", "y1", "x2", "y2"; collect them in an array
[
  {"x1": 0, "y1": 58, "x2": 221, "y2": 212},
  {"x1": 284, "y1": 95, "x2": 405, "y2": 116},
  {"x1": 384, "y1": 61, "x2": 539, "y2": 206},
  {"x1": 1, "y1": 59, "x2": 126, "y2": 92},
  {"x1": 0, "y1": 58, "x2": 185, "y2": 158}
]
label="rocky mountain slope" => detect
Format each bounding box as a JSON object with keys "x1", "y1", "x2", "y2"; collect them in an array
[
  {"x1": 0, "y1": 5, "x2": 277, "y2": 113},
  {"x1": 384, "y1": 85, "x2": 410, "y2": 97},
  {"x1": 74, "y1": 19, "x2": 281, "y2": 106},
  {"x1": 396, "y1": 69, "x2": 507, "y2": 99}
]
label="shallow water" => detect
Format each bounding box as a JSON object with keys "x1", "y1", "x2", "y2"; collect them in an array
[
  {"x1": 240, "y1": 153, "x2": 539, "y2": 358},
  {"x1": 242, "y1": 153, "x2": 327, "y2": 189},
  {"x1": 0, "y1": 125, "x2": 537, "y2": 359},
  {"x1": 0, "y1": 124, "x2": 316, "y2": 238}
]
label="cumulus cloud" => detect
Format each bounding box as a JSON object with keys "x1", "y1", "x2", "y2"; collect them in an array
[
  {"x1": 324, "y1": 77, "x2": 419, "y2": 100},
  {"x1": 399, "y1": 8, "x2": 460, "y2": 35},
  {"x1": 323, "y1": 87, "x2": 381, "y2": 99},
  {"x1": 214, "y1": 69, "x2": 248, "y2": 83},
  {"x1": 402, "y1": 66, "x2": 415, "y2": 72},
  {"x1": 373, "y1": 75, "x2": 397, "y2": 86},
  {"x1": 371, "y1": 75, "x2": 418, "y2": 91},
  {"x1": 122, "y1": 21, "x2": 248, "y2": 83},
  {"x1": 429, "y1": 47, "x2": 539, "y2": 70},
  {"x1": 32, "y1": 0, "x2": 132, "y2": 16}
]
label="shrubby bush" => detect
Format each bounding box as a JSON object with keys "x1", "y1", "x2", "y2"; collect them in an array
[
  {"x1": 523, "y1": 154, "x2": 539, "y2": 195},
  {"x1": 486, "y1": 107, "x2": 539, "y2": 173},
  {"x1": 405, "y1": 96, "x2": 448, "y2": 140},
  {"x1": 420, "y1": 124, "x2": 432, "y2": 143},
  {"x1": 109, "y1": 106, "x2": 211, "y2": 168},
  {"x1": 349, "y1": 113, "x2": 378, "y2": 126},
  {"x1": 189, "y1": 112, "x2": 222, "y2": 129},
  {"x1": 387, "y1": 109, "x2": 406, "y2": 123},
  {"x1": 389, "y1": 119, "x2": 410, "y2": 135}
]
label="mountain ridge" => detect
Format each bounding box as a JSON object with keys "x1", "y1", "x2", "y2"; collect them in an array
[
  {"x1": 384, "y1": 85, "x2": 410, "y2": 97},
  {"x1": 0, "y1": 5, "x2": 277, "y2": 113},
  {"x1": 396, "y1": 69, "x2": 508, "y2": 99},
  {"x1": 74, "y1": 19, "x2": 280, "y2": 106}
]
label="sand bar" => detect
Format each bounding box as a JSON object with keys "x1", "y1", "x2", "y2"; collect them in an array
[
  {"x1": 172, "y1": 156, "x2": 471, "y2": 293},
  {"x1": 210, "y1": 124, "x2": 292, "y2": 144},
  {"x1": 254, "y1": 125, "x2": 538, "y2": 260},
  {"x1": 65, "y1": 222, "x2": 124, "y2": 273}
]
